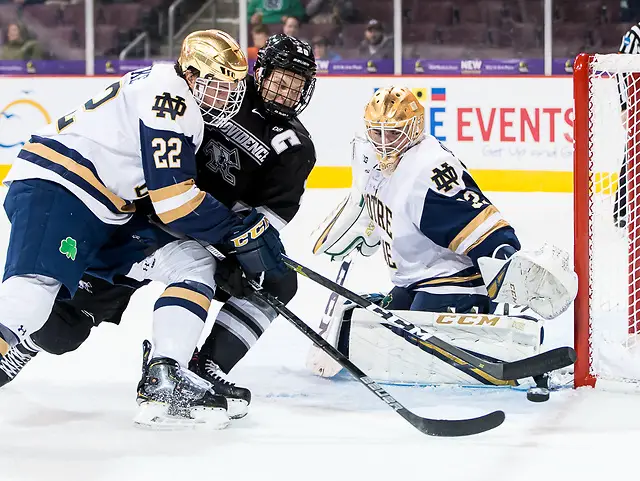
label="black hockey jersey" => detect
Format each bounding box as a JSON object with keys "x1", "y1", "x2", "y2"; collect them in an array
[{"x1": 195, "y1": 76, "x2": 316, "y2": 228}]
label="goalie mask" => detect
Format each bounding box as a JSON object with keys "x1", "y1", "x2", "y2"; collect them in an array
[
  {"x1": 254, "y1": 34, "x2": 317, "y2": 119},
  {"x1": 364, "y1": 87, "x2": 425, "y2": 176},
  {"x1": 178, "y1": 29, "x2": 248, "y2": 127}
]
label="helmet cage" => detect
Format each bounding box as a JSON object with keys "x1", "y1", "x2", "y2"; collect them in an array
[
  {"x1": 365, "y1": 117, "x2": 421, "y2": 176},
  {"x1": 259, "y1": 68, "x2": 315, "y2": 119},
  {"x1": 193, "y1": 75, "x2": 246, "y2": 127},
  {"x1": 255, "y1": 35, "x2": 316, "y2": 119}
]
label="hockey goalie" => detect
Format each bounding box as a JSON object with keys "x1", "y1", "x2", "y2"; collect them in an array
[{"x1": 309, "y1": 87, "x2": 578, "y2": 386}]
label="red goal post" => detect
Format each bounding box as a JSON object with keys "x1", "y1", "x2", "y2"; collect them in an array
[{"x1": 573, "y1": 53, "x2": 640, "y2": 390}]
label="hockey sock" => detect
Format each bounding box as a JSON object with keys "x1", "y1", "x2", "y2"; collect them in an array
[
  {"x1": 152, "y1": 282, "x2": 213, "y2": 366},
  {"x1": 0, "y1": 275, "x2": 61, "y2": 345},
  {"x1": 200, "y1": 296, "x2": 276, "y2": 373}
]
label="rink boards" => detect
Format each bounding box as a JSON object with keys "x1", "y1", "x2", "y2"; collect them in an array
[{"x1": 0, "y1": 74, "x2": 606, "y2": 192}]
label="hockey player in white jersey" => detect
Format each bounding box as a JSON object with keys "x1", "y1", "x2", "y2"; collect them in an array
[
  {"x1": 310, "y1": 87, "x2": 577, "y2": 385},
  {"x1": 0, "y1": 30, "x2": 288, "y2": 428}
]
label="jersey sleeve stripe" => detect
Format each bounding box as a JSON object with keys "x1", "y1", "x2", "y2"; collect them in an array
[
  {"x1": 148, "y1": 179, "x2": 195, "y2": 202},
  {"x1": 160, "y1": 286, "x2": 212, "y2": 312},
  {"x1": 447, "y1": 205, "x2": 499, "y2": 253},
  {"x1": 155, "y1": 190, "x2": 206, "y2": 224},
  {"x1": 20, "y1": 140, "x2": 134, "y2": 213},
  {"x1": 455, "y1": 212, "x2": 504, "y2": 255},
  {"x1": 463, "y1": 219, "x2": 511, "y2": 255},
  {"x1": 149, "y1": 183, "x2": 200, "y2": 213}
]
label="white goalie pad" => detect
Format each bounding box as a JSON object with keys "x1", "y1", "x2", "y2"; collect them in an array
[
  {"x1": 311, "y1": 193, "x2": 381, "y2": 261},
  {"x1": 479, "y1": 244, "x2": 578, "y2": 320},
  {"x1": 348, "y1": 309, "x2": 542, "y2": 385}
]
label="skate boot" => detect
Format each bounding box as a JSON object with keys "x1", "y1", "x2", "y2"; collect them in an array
[
  {"x1": 0, "y1": 343, "x2": 37, "y2": 388},
  {"x1": 190, "y1": 350, "x2": 251, "y2": 420},
  {"x1": 134, "y1": 340, "x2": 229, "y2": 430}
]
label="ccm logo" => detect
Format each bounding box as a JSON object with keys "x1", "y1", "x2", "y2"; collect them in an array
[
  {"x1": 436, "y1": 314, "x2": 500, "y2": 326},
  {"x1": 231, "y1": 217, "x2": 270, "y2": 248}
]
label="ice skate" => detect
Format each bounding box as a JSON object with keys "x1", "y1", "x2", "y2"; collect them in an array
[
  {"x1": 0, "y1": 343, "x2": 37, "y2": 388},
  {"x1": 134, "y1": 341, "x2": 229, "y2": 430},
  {"x1": 190, "y1": 350, "x2": 251, "y2": 420}
]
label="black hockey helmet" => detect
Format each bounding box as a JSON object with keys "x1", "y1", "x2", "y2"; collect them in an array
[{"x1": 254, "y1": 34, "x2": 317, "y2": 119}]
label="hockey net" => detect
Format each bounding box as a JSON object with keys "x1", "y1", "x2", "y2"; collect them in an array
[{"x1": 574, "y1": 53, "x2": 640, "y2": 389}]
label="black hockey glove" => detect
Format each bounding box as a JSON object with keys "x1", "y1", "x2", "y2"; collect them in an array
[
  {"x1": 224, "y1": 209, "x2": 287, "y2": 278},
  {"x1": 214, "y1": 256, "x2": 256, "y2": 299}
]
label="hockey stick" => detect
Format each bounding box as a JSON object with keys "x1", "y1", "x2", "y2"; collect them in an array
[
  {"x1": 249, "y1": 281, "x2": 505, "y2": 437},
  {"x1": 282, "y1": 254, "x2": 577, "y2": 381},
  {"x1": 196, "y1": 242, "x2": 504, "y2": 436},
  {"x1": 306, "y1": 257, "x2": 353, "y2": 377}
]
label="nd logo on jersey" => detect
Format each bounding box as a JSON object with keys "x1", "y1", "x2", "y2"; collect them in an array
[{"x1": 373, "y1": 87, "x2": 447, "y2": 141}]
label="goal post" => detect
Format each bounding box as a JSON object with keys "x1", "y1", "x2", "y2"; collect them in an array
[{"x1": 573, "y1": 53, "x2": 640, "y2": 390}]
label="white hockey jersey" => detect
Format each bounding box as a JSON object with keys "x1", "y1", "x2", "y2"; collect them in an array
[
  {"x1": 5, "y1": 64, "x2": 239, "y2": 244},
  {"x1": 353, "y1": 134, "x2": 520, "y2": 296}
]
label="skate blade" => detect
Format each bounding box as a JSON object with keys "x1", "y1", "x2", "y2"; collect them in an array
[
  {"x1": 134, "y1": 402, "x2": 230, "y2": 430},
  {"x1": 227, "y1": 399, "x2": 249, "y2": 420}
]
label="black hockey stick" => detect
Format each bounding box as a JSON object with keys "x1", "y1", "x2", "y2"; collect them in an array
[
  {"x1": 249, "y1": 281, "x2": 505, "y2": 437},
  {"x1": 282, "y1": 254, "x2": 576, "y2": 381},
  {"x1": 317, "y1": 258, "x2": 352, "y2": 338},
  {"x1": 306, "y1": 257, "x2": 353, "y2": 377}
]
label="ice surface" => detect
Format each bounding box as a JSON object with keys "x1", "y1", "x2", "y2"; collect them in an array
[{"x1": 1, "y1": 190, "x2": 639, "y2": 481}]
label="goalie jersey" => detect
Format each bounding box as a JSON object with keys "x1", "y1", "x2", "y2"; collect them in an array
[
  {"x1": 4, "y1": 64, "x2": 239, "y2": 245},
  {"x1": 355, "y1": 135, "x2": 520, "y2": 295}
]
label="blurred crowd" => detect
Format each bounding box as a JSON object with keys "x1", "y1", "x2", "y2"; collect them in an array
[{"x1": 1, "y1": 0, "x2": 640, "y2": 62}]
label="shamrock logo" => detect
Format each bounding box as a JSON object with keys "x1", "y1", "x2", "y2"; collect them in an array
[{"x1": 59, "y1": 237, "x2": 77, "y2": 261}]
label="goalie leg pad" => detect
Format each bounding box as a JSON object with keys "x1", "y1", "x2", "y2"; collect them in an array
[
  {"x1": 306, "y1": 292, "x2": 386, "y2": 378},
  {"x1": 348, "y1": 309, "x2": 542, "y2": 385}
]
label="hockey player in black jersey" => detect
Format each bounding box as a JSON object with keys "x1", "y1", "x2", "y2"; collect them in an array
[{"x1": 0, "y1": 34, "x2": 317, "y2": 421}]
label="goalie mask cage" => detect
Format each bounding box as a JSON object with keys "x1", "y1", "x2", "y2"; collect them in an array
[{"x1": 574, "y1": 53, "x2": 640, "y2": 390}]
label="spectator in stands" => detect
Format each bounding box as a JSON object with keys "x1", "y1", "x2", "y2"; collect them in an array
[
  {"x1": 306, "y1": 0, "x2": 356, "y2": 25},
  {"x1": 282, "y1": 16, "x2": 300, "y2": 37},
  {"x1": 358, "y1": 19, "x2": 393, "y2": 60},
  {"x1": 247, "y1": 23, "x2": 269, "y2": 60},
  {"x1": 248, "y1": 0, "x2": 305, "y2": 25},
  {"x1": 622, "y1": 0, "x2": 640, "y2": 21},
  {"x1": 312, "y1": 35, "x2": 341, "y2": 60},
  {"x1": 0, "y1": 22, "x2": 42, "y2": 60}
]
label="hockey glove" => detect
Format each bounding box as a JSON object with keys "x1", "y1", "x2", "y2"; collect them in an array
[
  {"x1": 214, "y1": 256, "x2": 256, "y2": 298},
  {"x1": 224, "y1": 209, "x2": 287, "y2": 278}
]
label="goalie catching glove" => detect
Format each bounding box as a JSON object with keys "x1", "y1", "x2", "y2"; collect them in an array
[{"x1": 478, "y1": 243, "x2": 578, "y2": 320}]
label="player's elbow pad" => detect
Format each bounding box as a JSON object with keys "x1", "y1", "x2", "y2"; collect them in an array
[{"x1": 311, "y1": 193, "x2": 380, "y2": 261}]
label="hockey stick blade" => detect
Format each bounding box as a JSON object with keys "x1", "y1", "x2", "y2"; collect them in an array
[
  {"x1": 282, "y1": 254, "x2": 576, "y2": 381},
  {"x1": 250, "y1": 284, "x2": 504, "y2": 437},
  {"x1": 499, "y1": 346, "x2": 576, "y2": 380}
]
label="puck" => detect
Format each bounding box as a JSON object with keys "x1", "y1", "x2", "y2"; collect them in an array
[{"x1": 527, "y1": 387, "x2": 550, "y2": 402}]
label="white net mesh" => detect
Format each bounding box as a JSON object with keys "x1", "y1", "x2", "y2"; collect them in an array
[{"x1": 583, "y1": 53, "x2": 640, "y2": 387}]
